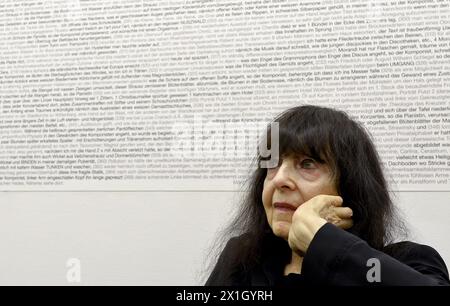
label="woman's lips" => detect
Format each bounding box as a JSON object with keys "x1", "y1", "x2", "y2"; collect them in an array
[{"x1": 273, "y1": 202, "x2": 297, "y2": 212}]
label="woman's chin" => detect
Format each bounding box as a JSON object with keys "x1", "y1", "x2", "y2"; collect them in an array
[{"x1": 272, "y1": 222, "x2": 291, "y2": 240}]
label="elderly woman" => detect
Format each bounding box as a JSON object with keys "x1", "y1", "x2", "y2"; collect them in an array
[{"x1": 205, "y1": 105, "x2": 449, "y2": 286}]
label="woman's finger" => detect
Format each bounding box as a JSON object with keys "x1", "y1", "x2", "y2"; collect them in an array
[
  {"x1": 334, "y1": 207, "x2": 353, "y2": 219},
  {"x1": 312, "y1": 195, "x2": 343, "y2": 213},
  {"x1": 329, "y1": 196, "x2": 343, "y2": 207},
  {"x1": 336, "y1": 218, "x2": 353, "y2": 230}
]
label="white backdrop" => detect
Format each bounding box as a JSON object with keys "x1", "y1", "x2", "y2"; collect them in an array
[{"x1": 0, "y1": 191, "x2": 448, "y2": 285}]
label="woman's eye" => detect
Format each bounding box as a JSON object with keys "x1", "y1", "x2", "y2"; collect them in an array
[{"x1": 299, "y1": 158, "x2": 317, "y2": 169}]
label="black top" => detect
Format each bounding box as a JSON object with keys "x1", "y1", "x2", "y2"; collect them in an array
[
  {"x1": 205, "y1": 223, "x2": 450, "y2": 286},
  {"x1": 277, "y1": 273, "x2": 304, "y2": 287}
]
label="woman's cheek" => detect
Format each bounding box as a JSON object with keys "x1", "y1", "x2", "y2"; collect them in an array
[{"x1": 298, "y1": 169, "x2": 321, "y2": 181}]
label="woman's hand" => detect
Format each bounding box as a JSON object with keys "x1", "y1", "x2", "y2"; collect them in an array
[{"x1": 288, "y1": 195, "x2": 353, "y2": 256}]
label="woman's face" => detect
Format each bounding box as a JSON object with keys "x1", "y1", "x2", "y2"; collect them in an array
[{"x1": 262, "y1": 154, "x2": 338, "y2": 240}]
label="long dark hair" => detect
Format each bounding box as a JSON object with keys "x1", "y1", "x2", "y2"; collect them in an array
[{"x1": 203, "y1": 105, "x2": 407, "y2": 283}]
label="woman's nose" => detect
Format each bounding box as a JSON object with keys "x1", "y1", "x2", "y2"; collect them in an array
[{"x1": 272, "y1": 161, "x2": 296, "y2": 190}]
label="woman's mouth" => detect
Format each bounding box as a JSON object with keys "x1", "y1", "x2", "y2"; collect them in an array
[{"x1": 273, "y1": 202, "x2": 297, "y2": 212}]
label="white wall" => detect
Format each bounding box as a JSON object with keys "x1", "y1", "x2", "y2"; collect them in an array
[{"x1": 0, "y1": 190, "x2": 448, "y2": 285}]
